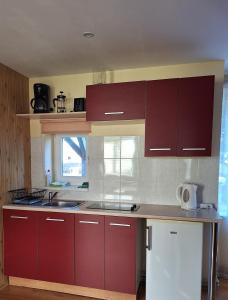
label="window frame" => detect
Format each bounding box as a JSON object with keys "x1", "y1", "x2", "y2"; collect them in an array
[{"x1": 53, "y1": 134, "x2": 88, "y2": 185}]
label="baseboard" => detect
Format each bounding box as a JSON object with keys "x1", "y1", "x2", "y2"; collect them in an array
[
  {"x1": 9, "y1": 277, "x2": 137, "y2": 300},
  {"x1": 0, "y1": 276, "x2": 9, "y2": 290},
  {"x1": 0, "y1": 281, "x2": 8, "y2": 290}
]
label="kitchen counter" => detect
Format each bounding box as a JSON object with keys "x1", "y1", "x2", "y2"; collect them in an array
[
  {"x1": 3, "y1": 201, "x2": 222, "y2": 223},
  {"x1": 3, "y1": 200, "x2": 222, "y2": 300}
]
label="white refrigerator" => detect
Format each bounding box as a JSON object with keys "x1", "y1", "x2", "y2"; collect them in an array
[{"x1": 146, "y1": 219, "x2": 203, "y2": 300}]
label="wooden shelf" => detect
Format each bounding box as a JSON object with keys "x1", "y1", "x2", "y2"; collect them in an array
[{"x1": 16, "y1": 112, "x2": 86, "y2": 120}]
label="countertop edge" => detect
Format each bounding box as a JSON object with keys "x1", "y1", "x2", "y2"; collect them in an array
[{"x1": 2, "y1": 203, "x2": 223, "y2": 224}]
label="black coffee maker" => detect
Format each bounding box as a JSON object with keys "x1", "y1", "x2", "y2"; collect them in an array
[{"x1": 30, "y1": 83, "x2": 51, "y2": 113}]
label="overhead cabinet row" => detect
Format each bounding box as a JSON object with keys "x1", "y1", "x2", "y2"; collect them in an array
[{"x1": 86, "y1": 76, "x2": 214, "y2": 156}]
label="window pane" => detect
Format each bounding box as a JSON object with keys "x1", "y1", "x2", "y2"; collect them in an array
[{"x1": 62, "y1": 137, "x2": 87, "y2": 177}]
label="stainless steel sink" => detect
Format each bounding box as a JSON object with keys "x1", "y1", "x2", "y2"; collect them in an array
[{"x1": 42, "y1": 200, "x2": 83, "y2": 208}]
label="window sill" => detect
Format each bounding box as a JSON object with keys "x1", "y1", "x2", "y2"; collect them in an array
[{"x1": 45, "y1": 186, "x2": 89, "y2": 192}]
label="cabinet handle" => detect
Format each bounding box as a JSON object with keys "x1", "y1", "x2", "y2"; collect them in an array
[
  {"x1": 182, "y1": 147, "x2": 206, "y2": 151},
  {"x1": 79, "y1": 221, "x2": 99, "y2": 225},
  {"x1": 149, "y1": 148, "x2": 171, "y2": 151},
  {"x1": 104, "y1": 112, "x2": 124, "y2": 115},
  {"x1": 109, "y1": 222, "x2": 131, "y2": 227},
  {"x1": 46, "y1": 217, "x2": 65, "y2": 222},
  {"x1": 10, "y1": 216, "x2": 28, "y2": 220},
  {"x1": 146, "y1": 226, "x2": 152, "y2": 251}
]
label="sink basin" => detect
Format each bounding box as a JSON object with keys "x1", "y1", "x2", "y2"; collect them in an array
[{"x1": 42, "y1": 201, "x2": 83, "y2": 208}]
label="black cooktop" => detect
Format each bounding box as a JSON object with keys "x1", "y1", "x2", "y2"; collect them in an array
[{"x1": 86, "y1": 202, "x2": 140, "y2": 212}]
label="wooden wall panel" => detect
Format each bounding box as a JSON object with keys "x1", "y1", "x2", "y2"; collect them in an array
[{"x1": 0, "y1": 63, "x2": 31, "y2": 287}]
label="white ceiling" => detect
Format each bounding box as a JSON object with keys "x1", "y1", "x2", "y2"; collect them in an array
[{"x1": 0, "y1": 0, "x2": 227, "y2": 77}]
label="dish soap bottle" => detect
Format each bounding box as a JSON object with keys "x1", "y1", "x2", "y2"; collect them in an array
[{"x1": 46, "y1": 169, "x2": 52, "y2": 186}]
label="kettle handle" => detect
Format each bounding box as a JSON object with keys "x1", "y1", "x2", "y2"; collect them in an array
[
  {"x1": 176, "y1": 184, "x2": 183, "y2": 203},
  {"x1": 30, "y1": 98, "x2": 35, "y2": 109}
]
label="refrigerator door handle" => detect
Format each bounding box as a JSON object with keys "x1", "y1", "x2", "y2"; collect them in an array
[{"x1": 146, "y1": 226, "x2": 152, "y2": 251}]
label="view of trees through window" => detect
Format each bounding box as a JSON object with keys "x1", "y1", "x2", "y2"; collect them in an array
[{"x1": 62, "y1": 137, "x2": 87, "y2": 177}]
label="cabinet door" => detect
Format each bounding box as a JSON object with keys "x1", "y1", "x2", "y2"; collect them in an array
[
  {"x1": 3, "y1": 209, "x2": 37, "y2": 279},
  {"x1": 86, "y1": 81, "x2": 146, "y2": 121},
  {"x1": 75, "y1": 214, "x2": 104, "y2": 289},
  {"x1": 105, "y1": 216, "x2": 136, "y2": 294},
  {"x1": 145, "y1": 79, "x2": 179, "y2": 156},
  {"x1": 37, "y1": 212, "x2": 74, "y2": 284},
  {"x1": 178, "y1": 76, "x2": 214, "y2": 156}
]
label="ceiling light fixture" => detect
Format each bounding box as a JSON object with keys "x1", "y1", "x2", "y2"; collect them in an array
[{"x1": 83, "y1": 32, "x2": 95, "y2": 38}]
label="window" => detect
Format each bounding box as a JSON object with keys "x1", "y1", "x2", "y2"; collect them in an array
[
  {"x1": 54, "y1": 135, "x2": 88, "y2": 185},
  {"x1": 219, "y1": 85, "x2": 228, "y2": 217}
]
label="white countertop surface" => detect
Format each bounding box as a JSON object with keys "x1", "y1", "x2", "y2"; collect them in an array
[{"x1": 2, "y1": 201, "x2": 222, "y2": 223}]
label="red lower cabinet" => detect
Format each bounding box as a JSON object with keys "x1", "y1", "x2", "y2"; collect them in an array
[
  {"x1": 3, "y1": 209, "x2": 140, "y2": 295},
  {"x1": 37, "y1": 212, "x2": 74, "y2": 284},
  {"x1": 75, "y1": 214, "x2": 105, "y2": 289},
  {"x1": 105, "y1": 216, "x2": 137, "y2": 294},
  {"x1": 3, "y1": 209, "x2": 37, "y2": 279}
]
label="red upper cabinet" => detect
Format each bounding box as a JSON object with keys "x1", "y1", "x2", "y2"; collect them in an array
[
  {"x1": 178, "y1": 76, "x2": 214, "y2": 156},
  {"x1": 145, "y1": 79, "x2": 179, "y2": 156},
  {"x1": 86, "y1": 81, "x2": 147, "y2": 121},
  {"x1": 105, "y1": 216, "x2": 137, "y2": 294},
  {"x1": 145, "y1": 75, "x2": 214, "y2": 157},
  {"x1": 75, "y1": 214, "x2": 105, "y2": 289},
  {"x1": 3, "y1": 209, "x2": 37, "y2": 279},
  {"x1": 37, "y1": 212, "x2": 74, "y2": 284}
]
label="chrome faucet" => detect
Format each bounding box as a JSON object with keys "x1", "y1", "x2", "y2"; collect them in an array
[{"x1": 48, "y1": 191, "x2": 58, "y2": 203}]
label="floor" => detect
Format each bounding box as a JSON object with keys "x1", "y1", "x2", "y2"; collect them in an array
[{"x1": 0, "y1": 281, "x2": 228, "y2": 300}]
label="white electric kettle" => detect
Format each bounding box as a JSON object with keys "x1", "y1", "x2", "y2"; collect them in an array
[{"x1": 176, "y1": 183, "x2": 198, "y2": 210}]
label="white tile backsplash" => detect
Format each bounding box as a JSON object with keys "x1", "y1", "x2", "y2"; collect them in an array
[
  {"x1": 31, "y1": 137, "x2": 45, "y2": 188},
  {"x1": 88, "y1": 158, "x2": 104, "y2": 180},
  {"x1": 31, "y1": 135, "x2": 219, "y2": 206},
  {"x1": 88, "y1": 136, "x2": 104, "y2": 159},
  {"x1": 103, "y1": 177, "x2": 120, "y2": 201}
]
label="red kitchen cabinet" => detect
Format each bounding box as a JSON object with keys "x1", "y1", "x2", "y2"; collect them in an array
[
  {"x1": 178, "y1": 76, "x2": 214, "y2": 156},
  {"x1": 86, "y1": 81, "x2": 147, "y2": 121},
  {"x1": 145, "y1": 76, "x2": 214, "y2": 157},
  {"x1": 3, "y1": 209, "x2": 37, "y2": 279},
  {"x1": 105, "y1": 216, "x2": 138, "y2": 294},
  {"x1": 37, "y1": 212, "x2": 74, "y2": 284},
  {"x1": 145, "y1": 79, "x2": 179, "y2": 156},
  {"x1": 75, "y1": 214, "x2": 105, "y2": 289}
]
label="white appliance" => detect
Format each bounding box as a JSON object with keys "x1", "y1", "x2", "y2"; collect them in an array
[
  {"x1": 176, "y1": 183, "x2": 198, "y2": 210},
  {"x1": 146, "y1": 219, "x2": 203, "y2": 300}
]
